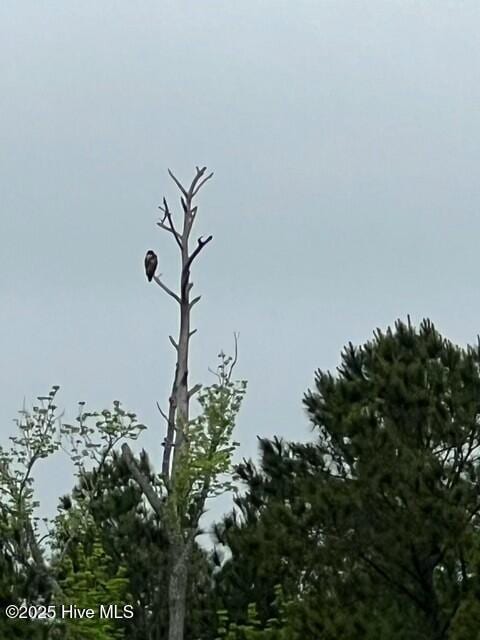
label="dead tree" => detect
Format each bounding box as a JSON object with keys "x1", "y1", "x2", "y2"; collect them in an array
[{"x1": 122, "y1": 166, "x2": 213, "y2": 640}]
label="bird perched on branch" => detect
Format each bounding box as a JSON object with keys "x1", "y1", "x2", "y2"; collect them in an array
[{"x1": 144, "y1": 250, "x2": 158, "y2": 282}]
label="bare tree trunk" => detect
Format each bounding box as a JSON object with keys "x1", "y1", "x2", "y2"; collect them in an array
[
  {"x1": 124, "y1": 167, "x2": 213, "y2": 640},
  {"x1": 167, "y1": 536, "x2": 193, "y2": 640},
  {"x1": 160, "y1": 168, "x2": 212, "y2": 478},
  {"x1": 163, "y1": 170, "x2": 212, "y2": 640}
]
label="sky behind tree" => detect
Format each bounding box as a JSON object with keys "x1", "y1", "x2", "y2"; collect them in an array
[{"x1": 2, "y1": 1, "x2": 480, "y2": 527}]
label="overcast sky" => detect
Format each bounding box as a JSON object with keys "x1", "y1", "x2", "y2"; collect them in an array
[{"x1": 2, "y1": 1, "x2": 480, "y2": 530}]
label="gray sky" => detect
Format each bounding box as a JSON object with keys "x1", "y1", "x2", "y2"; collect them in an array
[{"x1": 2, "y1": 1, "x2": 480, "y2": 529}]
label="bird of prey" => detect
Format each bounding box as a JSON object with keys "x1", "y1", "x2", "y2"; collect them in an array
[{"x1": 144, "y1": 250, "x2": 158, "y2": 282}]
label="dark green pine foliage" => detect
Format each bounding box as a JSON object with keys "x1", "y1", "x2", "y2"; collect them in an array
[
  {"x1": 0, "y1": 501, "x2": 45, "y2": 638},
  {"x1": 213, "y1": 438, "x2": 310, "y2": 629},
  {"x1": 302, "y1": 318, "x2": 480, "y2": 639},
  {"x1": 215, "y1": 319, "x2": 480, "y2": 640},
  {"x1": 57, "y1": 449, "x2": 216, "y2": 640}
]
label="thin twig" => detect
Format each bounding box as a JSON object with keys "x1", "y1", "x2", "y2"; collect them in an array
[
  {"x1": 228, "y1": 332, "x2": 239, "y2": 380},
  {"x1": 208, "y1": 366, "x2": 222, "y2": 383}
]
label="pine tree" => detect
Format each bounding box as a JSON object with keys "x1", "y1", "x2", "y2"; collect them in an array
[{"x1": 216, "y1": 319, "x2": 480, "y2": 640}]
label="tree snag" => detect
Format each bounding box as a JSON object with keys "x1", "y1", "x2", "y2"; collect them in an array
[{"x1": 122, "y1": 166, "x2": 213, "y2": 640}]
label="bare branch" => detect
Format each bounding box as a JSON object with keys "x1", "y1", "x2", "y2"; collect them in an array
[
  {"x1": 156, "y1": 402, "x2": 169, "y2": 423},
  {"x1": 185, "y1": 235, "x2": 213, "y2": 273},
  {"x1": 169, "y1": 335, "x2": 179, "y2": 350},
  {"x1": 168, "y1": 169, "x2": 187, "y2": 198},
  {"x1": 36, "y1": 531, "x2": 52, "y2": 548},
  {"x1": 156, "y1": 221, "x2": 182, "y2": 247},
  {"x1": 188, "y1": 384, "x2": 202, "y2": 399},
  {"x1": 208, "y1": 366, "x2": 222, "y2": 382},
  {"x1": 183, "y1": 166, "x2": 208, "y2": 202},
  {"x1": 153, "y1": 274, "x2": 181, "y2": 304},
  {"x1": 190, "y1": 295, "x2": 201, "y2": 309},
  {"x1": 160, "y1": 197, "x2": 172, "y2": 218},
  {"x1": 192, "y1": 172, "x2": 214, "y2": 197},
  {"x1": 25, "y1": 519, "x2": 62, "y2": 596},
  {"x1": 162, "y1": 390, "x2": 177, "y2": 478},
  {"x1": 228, "y1": 332, "x2": 239, "y2": 381},
  {"x1": 158, "y1": 198, "x2": 182, "y2": 249},
  {"x1": 189, "y1": 329, "x2": 197, "y2": 338},
  {"x1": 121, "y1": 443, "x2": 165, "y2": 515}
]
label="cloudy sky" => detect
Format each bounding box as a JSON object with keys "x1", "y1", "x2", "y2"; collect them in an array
[{"x1": 2, "y1": 1, "x2": 480, "y2": 529}]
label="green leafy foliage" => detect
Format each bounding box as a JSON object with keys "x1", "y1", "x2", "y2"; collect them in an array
[
  {"x1": 53, "y1": 451, "x2": 217, "y2": 640},
  {"x1": 0, "y1": 388, "x2": 149, "y2": 638},
  {"x1": 61, "y1": 400, "x2": 147, "y2": 479},
  {"x1": 55, "y1": 525, "x2": 128, "y2": 640},
  {"x1": 172, "y1": 350, "x2": 247, "y2": 530},
  {"x1": 0, "y1": 387, "x2": 61, "y2": 539}
]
